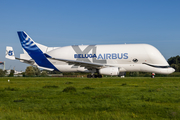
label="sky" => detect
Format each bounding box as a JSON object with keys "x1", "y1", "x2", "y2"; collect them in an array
[{"x1": 0, "y1": 0, "x2": 180, "y2": 71}]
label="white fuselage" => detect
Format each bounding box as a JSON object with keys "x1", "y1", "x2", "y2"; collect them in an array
[
  {"x1": 46, "y1": 44, "x2": 174, "y2": 74},
  {"x1": 7, "y1": 31, "x2": 174, "y2": 76}
]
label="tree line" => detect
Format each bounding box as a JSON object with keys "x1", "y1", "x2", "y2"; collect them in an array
[
  {"x1": 22, "y1": 66, "x2": 48, "y2": 77},
  {"x1": 0, "y1": 66, "x2": 48, "y2": 77}
]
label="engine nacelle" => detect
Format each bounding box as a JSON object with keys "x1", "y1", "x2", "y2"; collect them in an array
[{"x1": 99, "y1": 67, "x2": 120, "y2": 76}]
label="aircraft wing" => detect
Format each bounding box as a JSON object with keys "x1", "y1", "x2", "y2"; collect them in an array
[{"x1": 48, "y1": 57, "x2": 110, "y2": 70}]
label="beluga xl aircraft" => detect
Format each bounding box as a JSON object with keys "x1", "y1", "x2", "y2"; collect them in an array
[{"x1": 6, "y1": 31, "x2": 175, "y2": 78}]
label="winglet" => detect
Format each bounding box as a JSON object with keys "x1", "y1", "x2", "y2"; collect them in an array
[{"x1": 6, "y1": 46, "x2": 15, "y2": 60}]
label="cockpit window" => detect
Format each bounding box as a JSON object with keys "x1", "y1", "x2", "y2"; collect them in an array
[{"x1": 133, "y1": 58, "x2": 138, "y2": 63}]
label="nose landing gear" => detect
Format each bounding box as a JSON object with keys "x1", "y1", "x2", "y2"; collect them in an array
[{"x1": 151, "y1": 73, "x2": 155, "y2": 78}]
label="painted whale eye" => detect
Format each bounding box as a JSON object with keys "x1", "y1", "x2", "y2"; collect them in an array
[{"x1": 133, "y1": 58, "x2": 138, "y2": 63}]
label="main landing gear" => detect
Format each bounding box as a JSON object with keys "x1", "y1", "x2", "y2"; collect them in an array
[
  {"x1": 87, "y1": 69, "x2": 102, "y2": 78},
  {"x1": 87, "y1": 74, "x2": 102, "y2": 78}
]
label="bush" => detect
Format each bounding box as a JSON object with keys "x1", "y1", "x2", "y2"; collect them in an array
[
  {"x1": 83, "y1": 86, "x2": 94, "y2": 89},
  {"x1": 4, "y1": 87, "x2": 18, "y2": 91},
  {"x1": 25, "y1": 66, "x2": 35, "y2": 77},
  {"x1": 8, "y1": 69, "x2": 14, "y2": 77},
  {"x1": 62, "y1": 86, "x2": 76, "y2": 93},
  {"x1": 41, "y1": 71, "x2": 48, "y2": 77},
  {"x1": 0, "y1": 69, "x2": 5, "y2": 77},
  {"x1": 65, "y1": 82, "x2": 73, "y2": 84},
  {"x1": 25, "y1": 66, "x2": 41, "y2": 77},
  {"x1": 121, "y1": 83, "x2": 127, "y2": 86},
  {"x1": 43, "y1": 85, "x2": 59, "y2": 88}
]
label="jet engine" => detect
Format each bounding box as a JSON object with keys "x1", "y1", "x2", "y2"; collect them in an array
[{"x1": 99, "y1": 67, "x2": 120, "y2": 75}]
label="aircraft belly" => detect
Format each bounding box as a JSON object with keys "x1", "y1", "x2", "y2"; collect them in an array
[
  {"x1": 55, "y1": 65, "x2": 88, "y2": 72},
  {"x1": 121, "y1": 64, "x2": 141, "y2": 72}
]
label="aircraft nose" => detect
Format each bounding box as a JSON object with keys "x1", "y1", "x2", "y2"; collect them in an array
[{"x1": 171, "y1": 68, "x2": 175, "y2": 73}]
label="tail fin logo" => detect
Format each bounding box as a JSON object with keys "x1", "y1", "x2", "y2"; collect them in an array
[
  {"x1": 18, "y1": 32, "x2": 38, "y2": 50},
  {"x1": 5, "y1": 46, "x2": 15, "y2": 60},
  {"x1": 8, "y1": 51, "x2": 13, "y2": 56}
]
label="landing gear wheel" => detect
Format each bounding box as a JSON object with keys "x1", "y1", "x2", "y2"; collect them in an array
[
  {"x1": 93, "y1": 75, "x2": 98, "y2": 78},
  {"x1": 151, "y1": 73, "x2": 155, "y2": 78},
  {"x1": 87, "y1": 74, "x2": 92, "y2": 78},
  {"x1": 87, "y1": 74, "x2": 102, "y2": 78},
  {"x1": 98, "y1": 75, "x2": 102, "y2": 78}
]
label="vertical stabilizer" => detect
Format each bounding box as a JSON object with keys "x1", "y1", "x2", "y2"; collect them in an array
[{"x1": 17, "y1": 31, "x2": 57, "y2": 70}]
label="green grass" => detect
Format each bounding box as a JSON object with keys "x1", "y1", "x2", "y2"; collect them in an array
[{"x1": 0, "y1": 77, "x2": 180, "y2": 120}]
